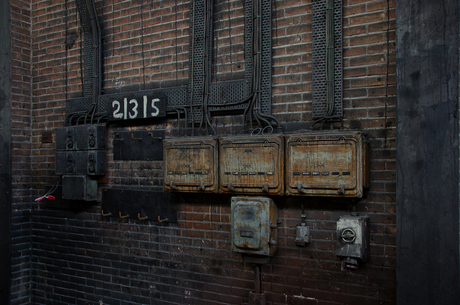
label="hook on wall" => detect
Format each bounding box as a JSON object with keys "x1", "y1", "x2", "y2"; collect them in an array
[
  {"x1": 101, "y1": 210, "x2": 111, "y2": 217},
  {"x1": 119, "y1": 212, "x2": 129, "y2": 219},
  {"x1": 158, "y1": 216, "x2": 168, "y2": 223},
  {"x1": 138, "y1": 213, "x2": 148, "y2": 220}
]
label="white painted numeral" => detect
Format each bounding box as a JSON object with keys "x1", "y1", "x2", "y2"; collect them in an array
[
  {"x1": 129, "y1": 99, "x2": 138, "y2": 119},
  {"x1": 123, "y1": 98, "x2": 128, "y2": 120},
  {"x1": 112, "y1": 100, "x2": 123, "y2": 118},
  {"x1": 151, "y1": 98, "x2": 160, "y2": 117}
]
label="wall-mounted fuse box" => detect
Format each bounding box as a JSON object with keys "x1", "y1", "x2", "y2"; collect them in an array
[
  {"x1": 62, "y1": 175, "x2": 97, "y2": 201},
  {"x1": 285, "y1": 131, "x2": 369, "y2": 197},
  {"x1": 55, "y1": 125, "x2": 106, "y2": 151},
  {"x1": 55, "y1": 151, "x2": 77, "y2": 175},
  {"x1": 219, "y1": 135, "x2": 284, "y2": 195},
  {"x1": 76, "y1": 124, "x2": 106, "y2": 150},
  {"x1": 231, "y1": 197, "x2": 278, "y2": 256},
  {"x1": 76, "y1": 150, "x2": 106, "y2": 176},
  {"x1": 55, "y1": 124, "x2": 106, "y2": 201},
  {"x1": 163, "y1": 137, "x2": 218, "y2": 193},
  {"x1": 55, "y1": 127, "x2": 77, "y2": 150}
]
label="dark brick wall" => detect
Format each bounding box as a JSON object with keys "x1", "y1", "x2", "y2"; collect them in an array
[
  {"x1": 13, "y1": 0, "x2": 398, "y2": 304},
  {"x1": 10, "y1": 0, "x2": 33, "y2": 304}
]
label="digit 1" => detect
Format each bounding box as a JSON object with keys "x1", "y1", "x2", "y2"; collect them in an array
[
  {"x1": 123, "y1": 98, "x2": 127, "y2": 120},
  {"x1": 143, "y1": 95, "x2": 147, "y2": 118}
]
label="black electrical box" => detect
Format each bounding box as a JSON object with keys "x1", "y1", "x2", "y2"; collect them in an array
[
  {"x1": 76, "y1": 125, "x2": 106, "y2": 150},
  {"x1": 62, "y1": 175, "x2": 98, "y2": 201},
  {"x1": 55, "y1": 124, "x2": 106, "y2": 177},
  {"x1": 76, "y1": 150, "x2": 106, "y2": 176},
  {"x1": 55, "y1": 151, "x2": 77, "y2": 175},
  {"x1": 55, "y1": 124, "x2": 106, "y2": 201}
]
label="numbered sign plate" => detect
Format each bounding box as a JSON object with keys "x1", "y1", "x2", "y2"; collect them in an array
[{"x1": 107, "y1": 94, "x2": 166, "y2": 121}]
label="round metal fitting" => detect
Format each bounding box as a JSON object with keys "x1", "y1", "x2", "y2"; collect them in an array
[{"x1": 341, "y1": 228, "x2": 356, "y2": 243}]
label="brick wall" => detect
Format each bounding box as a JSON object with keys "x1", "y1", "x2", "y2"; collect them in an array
[
  {"x1": 10, "y1": 0, "x2": 33, "y2": 303},
  {"x1": 22, "y1": 0, "x2": 397, "y2": 304}
]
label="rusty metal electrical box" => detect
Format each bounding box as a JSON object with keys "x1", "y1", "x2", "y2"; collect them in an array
[
  {"x1": 285, "y1": 131, "x2": 369, "y2": 197},
  {"x1": 336, "y1": 215, "x2": 370, "y2": 262},
  {"x1": 231, "y1": 197, "x2": 278, "y2": 256},
  {"x1": 163, "y1": 137, "x2": 218, "y2": 193},
  {"x1": 219, "y1": 135, "x2": 284, "y2": 195}
]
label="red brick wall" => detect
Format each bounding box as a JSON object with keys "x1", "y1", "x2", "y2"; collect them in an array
[
  {"x1": 10, "y1": 0, "x2": 33, "y2": 303},
  {"x1": 25, "y1": 0, "x2": 396, "y2": 304}
]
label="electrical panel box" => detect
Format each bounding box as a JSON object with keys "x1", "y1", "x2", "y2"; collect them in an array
[
  {"x1": 55, "y1": 151, "x2": 77, "y2": 175},
  {"x1": 231, "y1": 197, "x2": 278, "y2": 256},
  {"x1": 219, "y1": 135, "x2": 284, "y2": 195},
  {"x1": 55, "y1": 124, "x2": 106, "y2": 177},
  {"x1": 55, "y1": 127, "x2": 77, "y2": 150},
  {"x1": 285, "y1": 131, "x2": 369, "y2": 197},
  {"x1": 55, "y1": 125, "x2": 106, "y2": 151},
  {"x1": 62, "y1": 175, "x2": 98, "y2": 201},
  {"x1": 163, "y1": 137, "x2": 218, "y2": 193},
  {"x1": 76, "y1": 124, "x2": 106, "y2": 150},
  {"x1": 76, "y1": 150, "x2": 106, "y2": 176},
  {"x1": 336, "y1": 215, "x2": 369, "y2": 262}
]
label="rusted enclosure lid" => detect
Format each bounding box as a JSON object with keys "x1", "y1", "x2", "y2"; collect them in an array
[
  {"x1": 219, "y1": 134, "x2": 284, "y2": 195},
  {"x1": 231, "y1": 196, "x2": 278, "y2": 256},
  {"x1": 285, "y1": 131, "x2": 367, "y2": 197},
  {"x1": 163, "y1": 137, "x2": 218, "y2": 193}
]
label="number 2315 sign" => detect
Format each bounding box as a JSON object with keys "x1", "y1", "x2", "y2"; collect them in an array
[{"x1": 108, "y1": 95, "x2": 166, "y2": 121}]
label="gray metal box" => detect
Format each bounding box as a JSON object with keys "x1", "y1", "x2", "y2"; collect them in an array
[
  {"x1": 62, "y1": 175, "x2": 98, "y2": 201},
  {"x1": 231, "y1": 197, "x2": 278, "y2": 256},
  {"x1": 76, "y1": 124, "x2": 106, "y2": 150},
  {"x1": 55, "y1": 151, "x2": 76, "y2": 175},
  {"x1": 55, "y1": 127, "x2": 76, "y2": 151},
  {"x1": 76, "y1": 150, "x2": 106, "y2": 176},
  {"x1": 336, "y1": 215, "x2": 370, "y2": 262}
]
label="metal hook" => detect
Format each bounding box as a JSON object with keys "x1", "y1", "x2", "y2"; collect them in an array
[
  {"x1": 131, "y1": 133, "x2": 142, "y2": 140},
  {"x1": 157, "y1": 216, "x2": 168, "y2": 223},
  {"x1": 101, "y1": 210, "x2": 111, "y2": 217},
  {"x1": 119, "y1": 212, "x2": 129, "y2": 219},
  {"x1": 113, "y1": 133, "x2": 123, "y2": 141},
  {"x1": 138, "y1": 213, "x2": 148, "y2": 220},
  {"x1": 148, "y1": 131, "x2": 162, "y2": 140}
]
